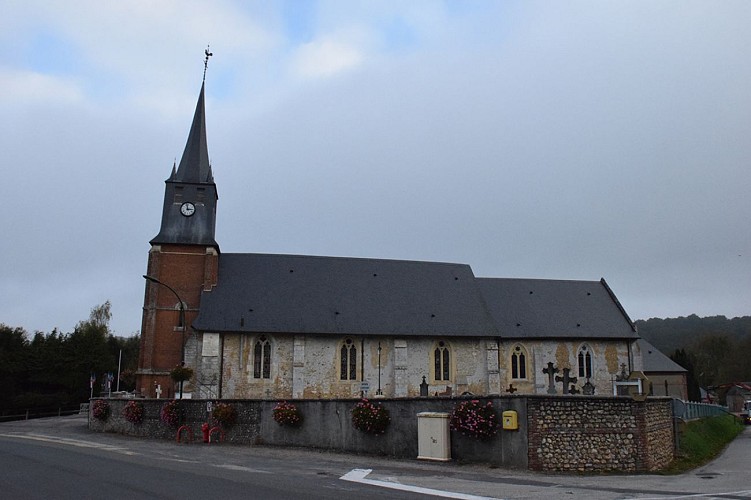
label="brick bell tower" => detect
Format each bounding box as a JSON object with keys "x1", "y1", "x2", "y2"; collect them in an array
[{"x1": 136, "y1": 68, "x2": 219, "y2": 398}]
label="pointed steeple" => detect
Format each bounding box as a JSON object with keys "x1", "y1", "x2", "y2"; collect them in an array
[
  {"x1": 175, "y1": 83, "x2": 211, "y2": 183},
  {"x1": 151, "y1": 79, "x2": 219, "y2": 249}
]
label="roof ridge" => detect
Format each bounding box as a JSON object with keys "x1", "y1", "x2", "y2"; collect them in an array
[{"x1": 220, "y1": 252, "x2": 473, "y2": 268}]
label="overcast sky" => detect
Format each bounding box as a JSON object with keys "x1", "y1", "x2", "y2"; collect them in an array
[{"x1": 2, "y1": 1, "x2": 749, "y2": 337}]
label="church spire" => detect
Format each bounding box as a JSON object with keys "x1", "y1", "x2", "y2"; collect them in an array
[
  {"x1": 174, "y1": 47, "x2": 213, "y2": 183},
  {"x1": 150, "y1": 49, "x2": 219, "y2": 249},
  {"x1": 174, "y1": 82, "x2": 211, "y2": 183}
]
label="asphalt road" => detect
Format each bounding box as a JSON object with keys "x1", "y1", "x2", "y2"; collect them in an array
[{"x1": 0, "y1": 415, "x2": 749, "y2": 499}]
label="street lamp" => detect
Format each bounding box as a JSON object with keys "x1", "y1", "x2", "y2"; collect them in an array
[{"x1": 143, "y1": 275, "x2": 186, "y2": 399}]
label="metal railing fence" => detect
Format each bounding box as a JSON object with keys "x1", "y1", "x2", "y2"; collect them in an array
[
  {"x1": 0, "y1": 405, "x2": 83, "y2": 423},
  {"x1": 672, "y1": 399, "x2": 731, "y2": 421}
]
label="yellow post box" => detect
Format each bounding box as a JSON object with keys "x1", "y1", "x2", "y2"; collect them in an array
[{"x1": 502, "y1": 410, "x2": 518, "y2": 430}]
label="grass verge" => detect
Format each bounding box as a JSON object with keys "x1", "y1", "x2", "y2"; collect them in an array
[{"x1": 664, "y1": 414, "x2": 744, "y2": 474}]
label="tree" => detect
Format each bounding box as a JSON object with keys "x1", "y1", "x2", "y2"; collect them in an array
[
  {"x1": 1, "y1": 301, "x2": 141, "y2": 414},
  {"x1": 115, "y1": 334, "x2": 140, "y2": 391},
  {"x1": 86, "y1": 301, "x2": 112, "y2": 332},
  {"x1": 690, "y1": 334, "x2": 733, "y2": 388},
  {"x1": 670, "y1": 348, "x2": 701, "y2": 401},
  {"x1": 65, "y1": 302, "x2": 117, "y2": 399},
  {"x1": 0, "y1": 325, "x2": 29, "y2": 409}
]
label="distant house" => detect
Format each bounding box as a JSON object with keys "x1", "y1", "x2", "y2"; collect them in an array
[
  {"x1": 700, "y1": 387, "x2": 716, "y2": 404},
  {"x1": 635, "y1": 338, "x2": 688, "y2": 400},
  {"x1": 725, "y1": 383, "x2": 751, "y2": 413}
]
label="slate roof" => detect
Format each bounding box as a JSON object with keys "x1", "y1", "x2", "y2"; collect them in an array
[
  {"x1": 193, "y1": 253, "x2": 638, "y2": 341},
  {"x1": 476, "y1": 278, "x2": 638, "y2": 339},
  {"x1": 193, "y1": 253, "x2": 499, "y2": 336},
  {"x1": 175, "y1": 82, "x2": 213, "y2": 184},
  {"x1": 637, "y1": 339, "x2": 687, "y2": 373}
]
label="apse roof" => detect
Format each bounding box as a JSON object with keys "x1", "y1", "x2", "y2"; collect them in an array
[{"x1": 637, "y1": 338, "x2": 687, "y2": 373}]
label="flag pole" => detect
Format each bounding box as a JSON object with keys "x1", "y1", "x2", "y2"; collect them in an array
[{"x1": 116, "y1": 349, "x2": 122, "y2": 392}]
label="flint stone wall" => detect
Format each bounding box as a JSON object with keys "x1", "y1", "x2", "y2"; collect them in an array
[{"x1": 527, "y1": 396, "x2": 674, "y2": 472}]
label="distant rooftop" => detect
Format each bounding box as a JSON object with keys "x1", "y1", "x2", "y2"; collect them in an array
[{"x1": 637, "y1": 338, "x2": 687, "y2": 373}]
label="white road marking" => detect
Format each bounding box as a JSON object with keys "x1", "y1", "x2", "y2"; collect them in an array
[
  {"x1": 340, "y1": 468, "x2": 503, "y2": 500},
  {"x1": 213, "y1": 464, "x2": 272, "y2": 474},
  {"x1": 632, "y1": 491, "x2": 751, "y2": 500},
  {"x1": 0, "y1": 432, "x2": 136, "y2": 455}
]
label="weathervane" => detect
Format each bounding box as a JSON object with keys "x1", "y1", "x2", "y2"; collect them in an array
[{"x1": 203, "y1": 45, "x2": 213, "y2": 82}]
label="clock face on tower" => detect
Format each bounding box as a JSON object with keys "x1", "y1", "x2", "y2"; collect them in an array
[{"x1": 180, "y1": 202, "x2": 196, "y2": 217}]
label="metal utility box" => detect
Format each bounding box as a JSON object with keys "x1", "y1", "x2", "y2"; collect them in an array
[
  {"x1": 502, "y1": 410, "x2": 519, "y2": 430},
  {"x1": 417, "y1": 412, "x2": 451, "y2": 461}
]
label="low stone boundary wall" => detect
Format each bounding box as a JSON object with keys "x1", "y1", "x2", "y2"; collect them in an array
[
  {"x1": 527, "y1": 397, "x2": 673, "y2": 472},
  {"x1": 89, "y1": 395, "x2": 673, "y2": 472}
]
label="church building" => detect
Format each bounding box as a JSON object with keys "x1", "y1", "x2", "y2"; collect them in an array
[{"x1": 136, "y1": 79, "x2": 645, "y2": 400}]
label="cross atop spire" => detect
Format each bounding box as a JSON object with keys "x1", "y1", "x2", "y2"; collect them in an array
[{"x1": 203, "y1": 45, "x2": 213, "y2": 82}]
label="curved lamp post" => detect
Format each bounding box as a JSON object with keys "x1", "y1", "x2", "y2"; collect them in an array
[{"x1": 143, "y1": 275, "x2": 186, "y2": 399}]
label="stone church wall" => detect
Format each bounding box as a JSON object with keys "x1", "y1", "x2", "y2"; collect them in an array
[
  {"x1": 510, "y1": 339, "x2": 634, "y2": 397},
  {"x1": 216, "y1": 334, "x2": 495, "y2": 399},
  {"x1": 164, "y1": 334, "x2": 639, "y2": 404},
  {"x1": 201, "y1": 334, "x2": 636, "y2": 400},
  {"x1": 89, "y1": 395, "x2": 674, "y2": 472}
]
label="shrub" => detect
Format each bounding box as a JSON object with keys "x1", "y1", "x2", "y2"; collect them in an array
[
  {"x1": 351, "y1": 399, "x2": 390, "y2": 434},
  {"x1": 273, "y1": 401, "x2": 303, "y2": 427},
  {"x1": 450, "y1": 399, "x2": 498, "y2": 440},
  {"x1": 122, "y1": 400, "x2": 144, "y2": 425},
  {"x1": 212, "y1": 402, "x2": 237, "y2": 428},
  {"x1": 92, "y1": 399, "x2": 110, "y2": 422},
  {"x1": 160, "y1": 400, "x2": 183, "y2": 427}
]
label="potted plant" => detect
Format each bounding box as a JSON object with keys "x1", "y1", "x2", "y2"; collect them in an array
[
  {"x1": 122, "y1": 400, "x2": 145, "y2": 425},
  {"x1": 170, "y1": 365, "x2": 194, "y2": 383},
  {"x1": 92, "y1": 399, "x2": 110, "y2": 422},
  {"x1": 272, "y1": 401, "x2": 303, "y2": 427},
  {"x1": 449, "y1": 399, "x2": 499, "y2": 440},
  {"x1": 160, "y1": 400, "x2": 183, "y2": 427},
  {"x1": 351, "y1": 399, "x2": 390, "y2": 434},
  {"x1": 212, "y1": 402, "x2": 237, "y2": 428}
]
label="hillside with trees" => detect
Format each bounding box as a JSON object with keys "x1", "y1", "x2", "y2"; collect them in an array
[
  {"x1": 636, "y1": 315, "x2": 751, "y2": 392},
  {"x1": 0, "y1": 302, "x2": 139, "y2": 418}
]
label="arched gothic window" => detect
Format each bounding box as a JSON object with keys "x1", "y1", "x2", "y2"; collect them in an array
[
  {"x1": 511, "y1": 344, "x2": 527, "y2": 379},
  {"x1": 340, "y1": 338, "x2": 357, "y2": 381},
  {"x1": 434, "y1": 340, "x2": 451, "y2": 382},
  {"x1": 578, "y1": 345, "x2": 593, "y2": 379},
  {"x1": 173, "y1": 302, "x2": 187, "y2": 329},
  {"x1": 253, "y1": 335, "x2": 271, "y2": 379}
]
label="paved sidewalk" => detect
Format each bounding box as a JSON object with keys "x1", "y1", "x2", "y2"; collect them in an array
[{"x1": 2, "y1": 416, "x2": 750, "y2": 499}]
